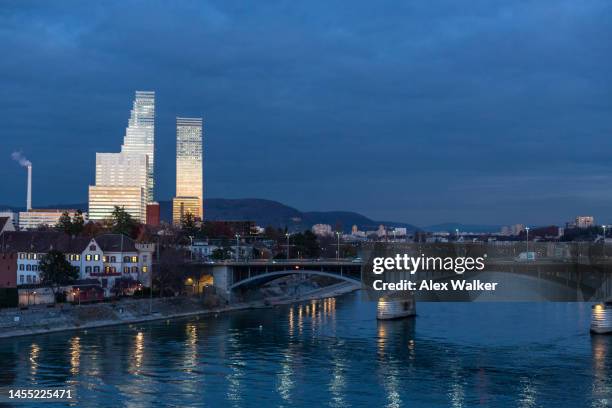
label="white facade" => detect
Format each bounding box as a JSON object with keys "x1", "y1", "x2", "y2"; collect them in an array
[
  {"x1": 89, "y1": 185, "x2": 146, "y2": 221},
  {"x1": 312, "y1": 224, "x2": 333, "y2": 236},
  {"x1": 18, "y1": 209, "x2": 86, "y2": 230},
  {"x1": 95, "y1": 152, "x2": 148, "y2": 190},
  {"x1": 15, "y1": 237, "x2": 154, "y2": 292},
  {"x1": 575, "y1": 216, "x2": 595, "y2": 229},
  {"x1": 121, "y1": 91, "x2": 155, "y2": 203}
]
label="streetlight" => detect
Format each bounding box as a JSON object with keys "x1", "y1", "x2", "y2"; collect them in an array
[
  {"x1": 525, "y1": 226, "x2": 530, "y2": 256},
  {"x1": 188, "y1": 235, "x2": 194, "y2": 261},
  {"x1": 603, "y1": 225, "x2": 607, "y2": 258},
  {"x1": 336, "y1": 231, "x2": 341, "y2": 260},
  {"x1": 235, "y1": 234, "x2": 241, "y2": 261},
  {"x1": 285, "y1": 233, "x2": 290, "y2": 260}
]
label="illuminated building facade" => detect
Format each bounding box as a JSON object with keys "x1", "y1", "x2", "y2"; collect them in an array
[
  {"x1": 121, "y1": 91, "x2": 156, "y2": 203},
  {"x1": 172, "y1": 197, "x2": 200, "y2": 225},
  {"x1": 89, "y1": 186, "x2": 146, "y2": 222},
  {"x1": 18, "y1": 209, "x2": 87, "y2": 230},
  {"x1": 173, "y1": 117, "x2": 203, "y2": 224},
  {"x1": 89, "y1": 91, "x2": 154, "y2": 222}
]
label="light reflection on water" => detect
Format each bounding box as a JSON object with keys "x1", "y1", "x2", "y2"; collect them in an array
[{"x1": 0, "y1": 293, "x2": 611, "y2": 407}]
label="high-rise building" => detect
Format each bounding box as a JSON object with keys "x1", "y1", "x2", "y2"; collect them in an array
[
  {"x1": 173, "y1": 117, "x2": 203, "y2": 224},
  {"x1": 95, "y1": 152, "x2": 148, "y2": 190},
  {"x1": 89, "y1": 91, "x2": 154, "y2": 222},
  {"x1": 172, "y1": 197, "x2": 201, "y2": 225},
  {"x1": 121, "y1": 91, "x2": 155, "y2": 203},
  {"x1": 89, "y1": 186, "x2": 146, "y2": 222}
]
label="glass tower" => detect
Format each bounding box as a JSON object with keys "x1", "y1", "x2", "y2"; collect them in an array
[
  {"x1": 121, "y1": 91, "x2": 155, "y2": 203},
  {"x1": 173, "y1": 117, "x2": 203, "y2": 223}
]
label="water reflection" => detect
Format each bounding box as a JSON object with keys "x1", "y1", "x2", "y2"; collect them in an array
[
  {"x1": 130, "y1": 331, "x2": 145, "y2": 373},
  {"x1": 0, "y1": 297, "x2": 610, "y2": 407},
  {"x1": 69, "y1": 336, "x2": 81, "y2": 376},
  {"x1": 29, "y1": 343, "x2": 40, "y2": 381},
  {"x1": 376, "y1": 319, "x2": 416, "y2": 408},
  {"x1": 591, "y1": 334, "x2": 612, "y2": 407}
]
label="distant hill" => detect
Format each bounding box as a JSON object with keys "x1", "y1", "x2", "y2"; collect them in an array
[
  {"x1": 423, "y1": 222, "x2": 501, "y2": 233},
  {"x1": 1, "y1": 198, "x2": 418, "y2": 233}
]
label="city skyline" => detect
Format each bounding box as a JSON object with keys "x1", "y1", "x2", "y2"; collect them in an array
[{"x1": 2, "y1": 1, "x2": 612, "y2": 225}]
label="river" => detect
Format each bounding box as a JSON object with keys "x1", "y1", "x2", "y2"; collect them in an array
[{"x1": 0, "y1": 292, "x2": 610, "y2": 407}]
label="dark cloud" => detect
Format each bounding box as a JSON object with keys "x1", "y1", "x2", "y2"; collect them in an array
[{"x1": 1, "y1": 0, "x2": 611, "y2": 226}]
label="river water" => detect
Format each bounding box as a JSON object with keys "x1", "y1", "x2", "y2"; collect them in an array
[{"x1": 0, "y1": 292, "x2": 610, "y2": 407}]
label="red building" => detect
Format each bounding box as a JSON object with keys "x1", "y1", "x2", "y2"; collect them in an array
[
  {"x1": 0, "y1": 252, "x2": 17, "y2": 288},
  {"x1": 146, "y1": 202, "x2": 160, "y2": 226}
]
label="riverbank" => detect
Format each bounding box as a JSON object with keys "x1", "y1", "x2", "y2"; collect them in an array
[{"x1": 0, "y1": 282, "x2": 360, "y2": 339}]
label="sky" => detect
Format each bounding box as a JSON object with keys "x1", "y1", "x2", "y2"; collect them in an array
[{"x1": 1, "y1": 0, "x2": 612, "y2": 226}]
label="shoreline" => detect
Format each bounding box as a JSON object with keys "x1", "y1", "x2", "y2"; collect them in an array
[{"x1": 0, "y1": 282, "x2": 360, "y2": 340}]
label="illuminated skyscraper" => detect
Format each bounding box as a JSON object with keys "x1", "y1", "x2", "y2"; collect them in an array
[
  {"x1": 89, "y1": 91, "x2": 154, "y2": 222},
  {"x1": 89, "y1": 152, "x2": 148, "y2": 221},
  {"x1": 121, "y1": 91, "x2": 155, "y2": 203},
  {"x1": 173, "y1": 117, "x2": 203, "y2": 224}
]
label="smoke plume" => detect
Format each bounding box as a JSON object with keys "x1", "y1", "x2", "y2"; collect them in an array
[{"x1": 11, "y1": 151, "x2": 31, "y2": 167}]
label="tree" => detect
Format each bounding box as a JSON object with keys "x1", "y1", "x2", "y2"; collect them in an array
[
  {"x1": 111, "y1": 206, "x2": 137, "y2": 236},
  {"x1": 39, "y1": 250, "x2": 79, "y2": 302},
  {"x1": 180, "y1": 212, "x2": 198, "y2": 236},
  {"x1": 56, "y1": 210, "x2": 86, "y2": 235},
  {"x1": 71, "y1": 210, "x2": 85, "y2": 235},
  {"x1": 211, "y1": 246, "x2": 232, "y2": 260},
  {"x1": 56, "y1": 211, "x2": 72, "y2": 233},
  {"x1": 291, "y1": 230, "x2": 321, "y2": 259}
]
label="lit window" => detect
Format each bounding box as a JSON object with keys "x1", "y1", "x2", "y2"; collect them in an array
[
  {"x1": 124, "y1": 267, "x2": 129, "y2": 273},
  {"x1": 103, "y1": 256, "x2": 108, "y2": 263},
  {"x1": 132, "y1": 256, "x2": 138, "y2": 263},
  {"x1": 142, "y1": 266, "x2": 148, "y2": 273},
  {"x1": 94, "y1": 254, "x2": 100, "y2": 261},
  {"x1": 86, "y1": 254, "x2": 92, "y2": 261},
  {"x1": 75, "y1": 254, "x2": 80, "y2": 261}
]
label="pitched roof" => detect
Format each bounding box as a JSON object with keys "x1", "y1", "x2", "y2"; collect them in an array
[
  {"x1": 0, "y1": 217, "x2": 9, "y2": 231},
  {"x1": 94, "y1": 233, "x2": 137, "y2": 252},
  {"x1": 0, "y1": 231, "x2": 92, "y2": 253}
]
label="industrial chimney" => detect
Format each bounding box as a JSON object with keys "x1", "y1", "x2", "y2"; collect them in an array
[{"x1": 27, "y1": 164, "x2": 32, "y2": 211}]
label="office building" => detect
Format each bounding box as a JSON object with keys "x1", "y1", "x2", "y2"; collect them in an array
[
  {"x1": 172, "y1": 197, "x2": 200, "y2": 225},
  {"x1": 89, "y1": 186, "x2": 146, "y2": 222},
  {"x1": 121, "y1": 91, "x2": 155, "y2": 203},
  {"x1": 18, "y1": 209, "x2": 86, "y2": 230},
  {"x1": 89, "y1": 91, "x2": 154, "y2": 221},
  {"x1": 173, "y1": 117, "x2": 203, "y2": 224}
]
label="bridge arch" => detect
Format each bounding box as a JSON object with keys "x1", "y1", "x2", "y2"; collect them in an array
[{"x1": 229, "y1": 269, "x2": 361, "y2": 291}]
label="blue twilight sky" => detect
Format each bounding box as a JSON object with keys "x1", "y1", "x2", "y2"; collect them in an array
[{"x1": 1, "y1": 0, "x2": 612, "y2": 226}]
